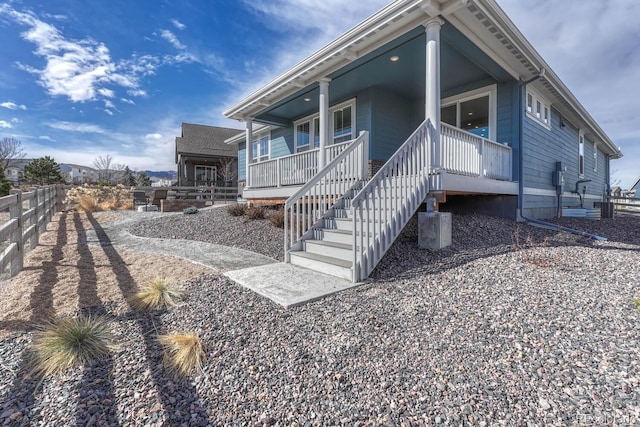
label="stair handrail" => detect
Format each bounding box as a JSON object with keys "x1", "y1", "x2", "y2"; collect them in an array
[
  {"x1": 284, "y1": 131, "x2": 369, "y2": 261},
  {"x1": 350, "y1": 120, "x2": 432, "y2": 282}
]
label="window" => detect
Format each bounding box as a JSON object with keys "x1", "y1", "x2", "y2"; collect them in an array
[
  {"x1": 251, "y1": 132, "x2": 270, "y2": 163},
  {"x1": 294, "y1": 99, "x2": 356, "y2": 152},
  {"x1": 593, "y1": 142, "x2": 597, "y2": 171},
  {"x1": 526, "y1": 87, "x2": 551, "y2": 129},
  {"x1": 578, "y1": 132, "x2": 585, "y2": 177},
  {"x1": 441, "y1": 85, "x2": 496, "y2": 140},
  {"x1": 194, "y1": 165, "x2": 217, "y2": 183}
]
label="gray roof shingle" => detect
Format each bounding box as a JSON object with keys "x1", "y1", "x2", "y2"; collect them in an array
[{"x1": 175, "y1": 123, "x2": 242, "y2": 162}]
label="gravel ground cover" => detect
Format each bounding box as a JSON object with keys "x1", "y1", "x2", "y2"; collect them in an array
[{"x1": 1, "y1": 212, "x2": 639, "y2": 425}]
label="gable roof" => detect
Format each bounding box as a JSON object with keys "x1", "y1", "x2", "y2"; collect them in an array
[
  {"x1": 223, "y1": 0, "x2": 621, "y2": 159},
  {"x1": 175, "y1": 123, "x2": 242, "y2": 163}
]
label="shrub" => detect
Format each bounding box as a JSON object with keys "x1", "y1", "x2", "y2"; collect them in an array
[
  {"x1": 129, "y1": 277, "x2": 183, "y2": 311},
  {"x1": 268, "y1": 208, "x2": 285, "y2": 228},
  {"x1": 512, "y1": 227, "x2": 555, "y2": 267},
  {"x1": 65, "y1": 184, "x2": 132, "y2": 212},
  {"x1": 158, "y1": 332, "x2": 205, "y2": 376},
  {"x1": 29, "y1": 316, "x2": 116, "y2": 378},
  {"x1": 78, "y1": 195, "x2": 100, "y2": 213},
  {"x1": 245, "y1": 205, "x2": 268, "y2": 220},
  {"x1": 183, "y1": 206, "x2": 199, "y2": 215},
  {"x1": 227, "y1": 203, "x2": 247, "y2": 217}
]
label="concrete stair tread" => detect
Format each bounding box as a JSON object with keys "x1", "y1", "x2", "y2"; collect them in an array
[
  {"x1": 320, "y1": 228, "x2": 352, "y2": 235},
  {"x1": 289, "y1": 251, "x2": 351, "y2": 268},
  {"x1": 306, "y1": 240, "x2": 351, "y2": 250}
]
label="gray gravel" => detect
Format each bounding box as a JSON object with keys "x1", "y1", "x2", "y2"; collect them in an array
[{"x1": 1, "y1": 213, "x2": 639, "y2": 425}]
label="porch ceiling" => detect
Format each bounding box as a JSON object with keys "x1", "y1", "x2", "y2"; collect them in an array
[{"x1": 254, "y1": 23, "x2": 514, "y2": 125}]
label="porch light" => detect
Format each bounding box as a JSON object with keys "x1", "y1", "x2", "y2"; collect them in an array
[
  {"x1": 467, "y1": 112, "x2": 473, "y2": 116},
  {"x1": 390, "y1": 55, "x2": 400, "y2": 62},
  {"x1": 304, "y1": 98, "x2": 311, "y2": 102}
]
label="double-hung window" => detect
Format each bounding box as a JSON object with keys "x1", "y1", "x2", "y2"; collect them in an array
[
  {"x1": 526, "y1": 87, "x2": 551, "y2": 129},
  {"x1": 294, "y1": 99, "x2": 356, "y2": 152},
  {"x1": 593, "y1": 142, "x2": 598, "y2": 172},
  {"x1": 251, "y1": 132, "x2": 270, "y2": 163}
]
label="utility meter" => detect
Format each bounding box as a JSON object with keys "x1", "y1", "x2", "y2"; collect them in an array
[{"x1": 552, "y1": 161, "x2": 565, "y2": 194}]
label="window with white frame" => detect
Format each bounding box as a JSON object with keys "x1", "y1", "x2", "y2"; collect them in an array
[
  {"x1": 526, "y1": 87, "x2": 551, "y2": 129},
  {"x1": 441, "y1": 85, "x2": 497, "y2": 140},
  {"x1": 578, "y1": 132, "x2": 585, "y2": 177},
  {"x1": 593, "y1": 142, "x2": 597, "y2": 171},
  {"x1": 294, "y1": 99, "x2": 356, "y2": 152},
  {"x1": 194, "y1": 165, "x2": 217, "y2": 183},
  {"x1": 251, "y1": 132, "x2": 270, "y2": 163}
]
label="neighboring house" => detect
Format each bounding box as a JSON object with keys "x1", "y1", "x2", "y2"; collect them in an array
[
  {"x1": 175, "y1": 122, "x2": 241, "y2": 188},
  {"x1": 4, "y1": 159, "x2": 32, "y2": 185},
  {"x1": 629, "y1": 177, "x2": 639, "y2": 197},
  {"x1": 59, "y1": 164, "x2": 99, "y2": 184},
  {"x1": 223, "y1": 0, "x2": 622, "y2": 282}
]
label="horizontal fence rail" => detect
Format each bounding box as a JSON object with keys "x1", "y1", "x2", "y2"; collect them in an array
[
  {"x1": 249, "y1": 140, "x2": 353, "y2": 189},
  {"x1": 440, "y1": 123, "x2": 512, "y2": 181},
  {"x1": 0, "y1": 185, "x2": 60, "y2": 278},
  {"x1": 284, "y1": 132, "x2": 369, "y2": 258},
  {"x1": 351, "y1": 120, "x2": 432, "y2": 282}
]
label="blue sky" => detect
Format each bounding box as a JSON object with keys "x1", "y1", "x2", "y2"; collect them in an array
[{"x1": 0, "y1": 0, "x2": 637, "y2": 187}]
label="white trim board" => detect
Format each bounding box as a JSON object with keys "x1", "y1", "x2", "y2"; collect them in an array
[{"x1": 523, "y1": 187, "x2": 604, "y2": 200}]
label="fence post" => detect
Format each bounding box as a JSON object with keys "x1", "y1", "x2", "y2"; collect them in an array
[
  {"x1": 47, "y1": 186, "x2": 54, "y2": 221},
  {"x1": 9, "y1": 190, "x2": 24, "y2": 276},
  {"x1": 29, "y1": 187, "x2": 39, "y2": 249}
]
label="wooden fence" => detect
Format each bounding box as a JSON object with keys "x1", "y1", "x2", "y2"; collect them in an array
[
  {"x1": 610, "y1": 196, "x2": 640, "y2": 216},
  {"x1": 0, "y1": 185, "x2": 61, "y2": 278}
]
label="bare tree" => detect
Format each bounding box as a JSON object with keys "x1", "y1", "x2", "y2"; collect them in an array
[
  {"x1": 0, "y1": 137, "x2": 26, "y2": 170},
  {"x1": 217, "y1": 157, "x2": 237, "y2": 186},
  {"x1": 93, "y1": 154, "x2": 127, "y2": 184}
]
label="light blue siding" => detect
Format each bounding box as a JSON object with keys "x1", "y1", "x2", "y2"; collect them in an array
[
  {"x1": 270, "y1": 127, "x2": 293, "y2": 158},
  {"x1": 238, "y1": 142, "x2": 246, "y2": 180},
  {"x1": 369, "y1": 87, "x2": 416, "y2": 161}
]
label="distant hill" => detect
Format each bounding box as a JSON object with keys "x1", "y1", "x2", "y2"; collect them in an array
[{"x1": 142, "y1": 170, "x2": 177, "y2": 179}]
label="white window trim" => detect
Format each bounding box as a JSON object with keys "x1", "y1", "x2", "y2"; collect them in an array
[
  {"x1": 293, "y1": 98, "x2": 356, "y2": 152},
  {"x1": 578, "y1": 130, "x2": 585, "y2": 178},
  {"x1": 593, "y1": 141, "x2": 598, "y2": 172},
  {"x1": 441, "y1": 84, "x2": 497, "y2": 141},
  {"x1": 526, "y1": 87, "x2": 551, "y2": 130},
  {"x1": 250, "y1": 129, "x2": 271, "y2": 163}
]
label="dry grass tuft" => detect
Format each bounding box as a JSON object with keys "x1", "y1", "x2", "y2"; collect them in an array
[
  {"x1": 268, "y1": 208, "x2": 285, "y2": 228},
  {"x1": 29, "y1": 315, "x2": 116, "y2": 378},
  {"x1": 129, "y1": 277, "x2": 183, "y2": 311},
  {"x1": 245, "y1": 205, "x2": 268, "y2": 220},
  {"x1": 78, "y1": 195, "x2": 100, "y2": 213},
  {"x1": 512, "y1": 228, "x2": 555, "y2": 267},
  {"x1": 158, "y1": 332, "x2": 205, "y2": 376},
  {"x1": 227, "y1": 203, "x2": 247, "y2": 217}
]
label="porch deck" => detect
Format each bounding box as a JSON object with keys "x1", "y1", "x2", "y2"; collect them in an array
[{"x1": 243, "y1": 123, "x2": 517, "y2": 200}]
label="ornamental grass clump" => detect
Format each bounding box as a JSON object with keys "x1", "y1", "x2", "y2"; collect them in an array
[
  {"x1": 227, "y1": 203, "x2": 247, "y2": 217},
  {"x1": 129, "y1": 277, "x2": 183, "y2": 311},
  {"x1": 29, "y1": 315, "x2": 116, "y2": 378},
  {"x1": 65, "y1": 184, "x2": 132, "y2": 212},
  {"x1": 245, "y1": 205, "x2": 268, "y2": 220},
  {"x1": 268, "y1": 208, "x2": 285, "y2": 228},
  {"x1": 157, "y1": 332, "x2": 205, "y2": 376}
]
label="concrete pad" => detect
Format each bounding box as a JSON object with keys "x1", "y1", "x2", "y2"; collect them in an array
[{"x1": 225, "y1": 263, "x2": 363, "y2": 308}]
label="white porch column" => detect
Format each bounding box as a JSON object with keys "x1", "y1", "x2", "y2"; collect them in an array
[
  {"x1": 318, "y1": 78, "x2": 331, "y2": 169},
  {"x1": 245, "y1": 119, "x2": 253, "y2": 187},
  {"x1": 425, "y1": 18, "x2": 444, "y2": 169}
]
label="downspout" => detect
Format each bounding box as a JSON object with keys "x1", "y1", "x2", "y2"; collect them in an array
[{"x1": 517, "y1": 72, "x2": 607, "y2": 241}]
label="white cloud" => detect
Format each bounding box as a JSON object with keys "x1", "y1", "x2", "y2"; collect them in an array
[
  {"x1": 104, "y1": 109, "x2": 113, "y2": 116},
  {"x1": 0, "y1": 101, "x2": 27, "y2": 110},
  {"x1": 0, "y1": 5, "x2": 153, "y2": 103},
  {"x1": 160, "y1": 29, "x2": 186, "y2": 50},
  {"x1": 145, "y1": 133, "x2": 163, "y2": 140},
  {"x1": 120, "y1": 98, "x2": 135, "y2": 105},
  {"x1": 104, "y1": 100, "x2": 115, "y2": 109},
  {"x1": 46, "y1": 121, "x2": 106, "y2": 133},
  {"x1": 0, "y1": 120, "x2": 13, "y2": 128},
  {"x1": 39, "y1": 135, "x2": 55, "y2": 141},
  {"x1": 171, "y1": 19, "x2": 186, "y2": 30},
  {"x1": 127, "y1": 89, "x2": 147, "y2": 97}
]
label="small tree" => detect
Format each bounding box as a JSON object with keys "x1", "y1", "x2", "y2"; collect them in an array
[
  {"x1": 136, "y1": 171, "x2": 152, "y2": 187},
  {"x1": 93, "y1": 154, "x2": 127, "y2": 185},
  {"x1": 0, "y1": 167, "x2": 12, "y2": 196},
  {"x1": 217, "y1": 157, "x2": 237, "y2": 186},
  {"x1": 0, "y1": 137, "x2": 26, "y2": 171},
  {"x1": 23, "y1": 156, "x2": 63, "y2": 185},
  {"x1": 120, "y1": 166, "x2": 136, "y2": 186}
]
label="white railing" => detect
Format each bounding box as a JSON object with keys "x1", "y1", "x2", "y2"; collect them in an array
[
  {"x1": 248, "y1": 140, "x2": 353, "y2": 188},
  {"x1": 284, "y1": 132, "x2": 369, "y2": 258},
  {"x1": 440, "y1": 123, "x2": 512, "y2": 181},
  {"x1": 351, "y1": 120, "x2": 432, "y2": 282}
]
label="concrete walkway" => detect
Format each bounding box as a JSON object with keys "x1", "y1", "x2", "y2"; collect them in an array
[{"x1": 84, "y1": 209, "x2": 362, "y2": 307}]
